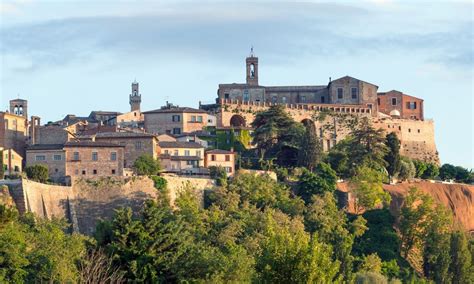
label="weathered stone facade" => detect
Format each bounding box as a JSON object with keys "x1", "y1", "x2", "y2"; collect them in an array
[
  {"x1": 204, "y1": 149, "x2": 236, "y2": 176},
  {"x1": 93, "y1": 132, "x2": 160, "y2": 168},
  {"x1": 144, "y1": 105, "x2": 210, "y2": 135},
  {"x1": 377, "y1": 90, "x2": 424, "y2": 120},
  {"x1": 0, "y1": 112, "x2": 28, "y2": 157}
]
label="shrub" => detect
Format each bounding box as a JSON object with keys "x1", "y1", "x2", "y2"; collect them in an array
[
  {"x1": 209, "y1": 166, "x2": 227, "y2": 186},
  {"x1": 25, "y1": 165, "x2": 49, "y2": 183},
  {"x1": 397, "y1": 157, "x2": 415, "y2": 181},
  {"x1": 133, "y1": 155, "x2": 161, "y2": 176},
  {"x1": 421, "y1": 163, "x2": 439, "y2": 180},
  {"x1": 151, "y1": 176, "x2": 167, "y2": 191}
]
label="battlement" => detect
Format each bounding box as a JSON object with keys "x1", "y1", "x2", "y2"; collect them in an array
[{"x1": 219, "y1": 99, "x2": 373, "y2": 115}]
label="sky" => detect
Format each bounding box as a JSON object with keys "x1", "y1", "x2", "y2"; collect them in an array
[{"x1": 0, "y1": 0, "x2": 473, "y2": 168}]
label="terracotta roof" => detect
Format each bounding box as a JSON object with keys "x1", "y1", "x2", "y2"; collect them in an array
[
  {"x1": 159, "y1": 141, "x2": 204, "y2": 149},
  {"x1": 94, "y1": 132, "x2": 157, "y2": 139},
  {"x1": 206, "y1": 149, "x2": 234, "y2": 154},
  {"x1": 143, "y1": 107, "x2": 206, "y2": 114},
  {"x1": 64, "y1": 141, "x2": 124, "y2": 148},
  {"x1": 27, "y1": 144, "x2": 64, "y2": 151}
]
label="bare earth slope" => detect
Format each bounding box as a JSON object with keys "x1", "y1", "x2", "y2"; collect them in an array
[{"x1": 383, "y1": 181, "x2": 474, "y2": 232}]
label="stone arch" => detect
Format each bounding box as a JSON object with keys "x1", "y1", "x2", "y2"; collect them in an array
[
  {"x1": 301, "y1": 118, "x2": 314, "y2": 127},
  {"x1": 230, "y1": 114, "x2": 246, "y2": 127}
]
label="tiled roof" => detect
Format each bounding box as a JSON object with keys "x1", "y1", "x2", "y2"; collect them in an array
[
  {"x1": 64, "y1": 141, "x2": 124, "y2": 148},
  {"x1": 94, "y1": 132, "x2": 157, "y2": 139},
  {"x1": 27, "y1": 144, "x2": 64, "y2": 151},
  {"x1": 143, "y1": 107, "x2": 206, "y2": 114},
  {"x1": 206, "y1": 149, "x2": 234, "y2": 154},
  {"x1": 159, "y1": 141, "x2": 204, "y2": 149}
]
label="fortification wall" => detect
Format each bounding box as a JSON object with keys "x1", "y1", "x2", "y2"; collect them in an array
[
  {"x1": 217, "y1": 101, "x2": 439, "y2": 163},
  {"x1": 6, "y1": 176, "x2": 215, "y2": 235}
]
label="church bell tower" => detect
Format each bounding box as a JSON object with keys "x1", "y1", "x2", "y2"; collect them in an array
[
  {"x1": 129, "y1": 80, "x2": 141, "y2": 112},
  {"x1": 246, "y1": 47, "x2": 258, "y2": 86}
]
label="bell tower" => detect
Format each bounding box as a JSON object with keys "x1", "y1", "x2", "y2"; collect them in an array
[
  {"x1": 9, "y1": 98, "x2": 28, "y2": 118},
  {"x1": 129, "y1": 80, "x2": 141, "y2": 112},
  {"x1": 246, "y1": 47, "x2": 258, "y2": 86}
]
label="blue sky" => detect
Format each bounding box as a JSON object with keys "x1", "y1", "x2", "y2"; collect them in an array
[{"x1": 1, "y1": 0, "x2": 473, "y2": 168}]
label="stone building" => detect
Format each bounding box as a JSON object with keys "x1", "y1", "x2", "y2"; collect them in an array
[
  {"x1": 144, "y1": 103, "x2": 209, "y2": 135},
  {"x1": 377, "y1": 90, "x2": 424, "y2": 120},
  {"x1": 129, "y1": 80, "x2": 142, "y2": 112},
  {"x1": 204, "y1": 149, "x2": 236, "y2": 176},
  {"x1": 26, "y1": 141, "x2": 124, "y2": 182},
  {"x1": 93, "y1": 132, "x2": 160, "y2": 168},
  {"x1": 159, "y1": 141, "x2": 205, "y2": 174},
  {"x1": 0, "y1": 110, "x2": 28, "y2": 157},
  {"x1": 1, "y1": 147, "x2": 23, "y2": 176}
]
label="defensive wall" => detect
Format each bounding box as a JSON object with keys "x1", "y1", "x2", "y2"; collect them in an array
[
  {"x1": 4, "y1": 175, "x2": 215, "y2": 235},
  {"x1": 215, "y1": 99, "x2": 439, "y2": 164}
]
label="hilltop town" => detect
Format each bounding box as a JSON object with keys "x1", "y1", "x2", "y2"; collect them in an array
[{"x1": 1, "y1": 52, "x2": 439, "y2": 181}]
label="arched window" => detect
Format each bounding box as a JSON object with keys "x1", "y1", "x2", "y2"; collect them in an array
[
  {"x1": 282, "y1": 97, "x2": 287, "y2": 104},
  {"x1": 250, "y1": 64, "x2": 255, "y2": 78}
]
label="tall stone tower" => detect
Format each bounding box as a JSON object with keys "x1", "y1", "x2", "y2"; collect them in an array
[
  {"x1": 129, "y1": 80, "x2": 141, "y2": 112},
  {"x1": 9, "y1": 98, "x2": 28, "y2": 118},
  {"x1": 246, "y1": 48, "x2": 258, "y2": 86}
]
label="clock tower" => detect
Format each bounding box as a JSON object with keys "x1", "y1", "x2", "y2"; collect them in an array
[{"x1": 129, "y1": 80, "x2": 141, "y2": 112}]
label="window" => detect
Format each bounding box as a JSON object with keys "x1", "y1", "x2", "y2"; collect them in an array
[
  {"x1": 197, "y1": 116, "x2": 203, "y2": 122},
  {"x1": 224, "y1": 93, "x2": 230, "y2": 99},
  {"x1": 75, "y1": 169, "x2": 79, "y2": 175},
  {"x1": 111, "y1": 152, "x2": 117, "y2": 161},
  {"x1": 282, "y1": 97, "x2": 287, "y2": 104},
  {"x1": 14, "y1": 166, "x2": 20, "y2": 172},
  {"x1": 351, "y1": 88, "x2": 358, "y2": 99},
  {"x1": 174, "y1": 150, "x2": 179, "y2": 156},
  {"x1": 93, "y1": 169, "x2": 97, "y2": 175},
  {"x1": 73, "y1": 152, "x2": 80, "y2": 161},
  {"x1": 196, "y1": 150, "x2": 201, "y2": 157},
  {"x1": 55, "y1": 168, "x2": 58, "y2": 173},
  {"x1": 321, "y1": 96, "x2": 325, "y2": 103},
  {"x1": 418, "y1": 129, "x2": 421, "y2": 133},
  {"x1": 301, "y1": 96, "x2": 306, "y2": 103},
  {"x1": 184, "y1": 150, "x2": 190, "y2": 156},
  {"x1": 211, "y1": 154, "x2": 216, "y2": 161},
  {"x1": 337, "y1": 88, "x2": 343, "y2": 99},
  {"x1": 53, "y1": 154, "x2": 62, "y2": 161},
  {"x1": 408, "y1": 128, "x2": 411, "y2": 133},
  {"x1": 225, "y1": 167, "x2": 232, "y2": 173},
  {"x1": 92, "y1": 152, "x2": 98, "y2": 161},
  {"x1": 172, "y1": 128, "x2": 181, "y2": 135},
  {"x1": 377, "y1": 98, "x2": 381, "y2": 105},
  {"x1": 407, "y1": 102, "x2": 417, "y2": 109},
  {"x1": 367, "y1": 104, "x2": 373, "y2": 109},
  {"x1": 391, "y1": 98, "x2": 397, "y2": 106},
  {"x1": 191, "y1": 115, "x2": 196, "y2": 122},
  {"x1": 135, "y1": 141, "x2": 142, "y2": 150},
  {"x1": 272, "y1": 96, "x2": 277, "y2": 103},
  {"x1": 243, "y1": 90, "x2": 249, "y2": 101},
  {"x1": 35, "y1": 155, "x2": 46, "y2": 161},
  {"x1": 164, "y1": 150, "x2": 169, "y2": 155},
  {"x1": 172, "y1": 115, "x2": 181, "y2": 122},
  {"x1": 82, "y1": 170, "x2": 86, "y2": 175},
  {"x1": 112, "y1": 169, "x2": 116, "y2": 175},
  {"x1": 225, "y1": 155, "x2": 230, "y2": 161}
]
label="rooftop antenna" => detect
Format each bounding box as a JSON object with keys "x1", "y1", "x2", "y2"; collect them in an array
[{"x1": 250, "y1": 45, "x2": 254, "y2": 57}]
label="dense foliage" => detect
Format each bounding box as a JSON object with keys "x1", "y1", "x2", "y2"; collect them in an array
[
  {"x1": 25, "y1": 164, "x2": 49, "y2": 183},
  {"x1": 133, "y1": 154, "x2": 162, "y2": 176}
]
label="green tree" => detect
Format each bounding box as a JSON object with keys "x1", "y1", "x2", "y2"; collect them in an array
[
  {"x1": 413, "y1": 160, "x2": 427, "y2": 178},
  {"x1": 297, "y1": 163, "x2": 337, "y2": 204},
  {"x1": 359, "y1": 253, "x2": 383, "y2": 273},
  {"x1": 255, "y1": 212, "x2": 340, "y2": 283},
  {"x1": 439, "y1": 163, "x2": 473, "y2": 183},
  {"x1": 298, "y1": 119, "x2": 323, "y2": 171},
  {"x1": 397, "y1": 157, "x2": 415, "y2": 181},
  {"x1": 346, "y1": 117, "x2": 389, "y2": 173},
  {"x1": 449, "y1": 231, "x2": 473, "y2": 284},
  {"x1": 350, "y1": 166, "x2": 391, "y2": 214},
  {"x1": 422, "y1": 205, "x2": 452, "y2": 283},
  {"x1": 251, "y1": 105, "x2": 304, "y2": 167},
  {"x1": 209, "y1": 166, "x2": 228, "y2": 186},
  {"x1": 384, "y1": 132, "x2": 401, "y2": 178},
  {"x1": 133, "y1": 154, "x2": 161, "y2": 176},
  {"x1": 25, "y1": 164, "x2": 49, "y2": 183},
  {"x1": 421, "y1": 163, "x2": 439, "y2": 179},
  {"x1": 399, "y1": 188, "x2": 432, "y2": 258}
]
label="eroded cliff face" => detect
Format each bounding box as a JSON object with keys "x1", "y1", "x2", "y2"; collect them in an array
[{"x1": 384, "y1": 181, "x2": 474, "y2": 232}]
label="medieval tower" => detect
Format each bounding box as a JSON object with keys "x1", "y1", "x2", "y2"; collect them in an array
[
  {"x1": 129, "y1": 80, "x2": 141, "y2": 112},
  {"x1": 9, "y1": 98, "x2": 28, "y2": 118},
  {"x1": 246, "y1": 48, "x2": 259, "y2": 86}
]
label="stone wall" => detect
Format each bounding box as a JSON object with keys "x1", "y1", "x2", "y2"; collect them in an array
[
  {"x1": 216, "y1": 100, "x2": 439, "y2": 163},
  {"x1": 6, "y1": 175, "x2": 215, "y2": 235}
]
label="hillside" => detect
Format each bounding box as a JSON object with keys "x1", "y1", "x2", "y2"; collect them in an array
[{"x1": 384, "y1": 181, "x2": 474, "y2": 232}]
